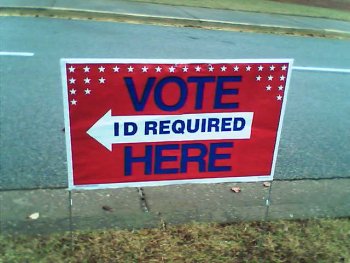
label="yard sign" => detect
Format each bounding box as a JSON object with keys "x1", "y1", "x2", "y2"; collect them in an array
[{"x1": 61, "y1": 59, "x2": 293, "y2": 190}]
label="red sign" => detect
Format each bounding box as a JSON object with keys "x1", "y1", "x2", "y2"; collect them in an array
[{"x1": 61, "y1": 59, "x2": 293, "y2": 189}]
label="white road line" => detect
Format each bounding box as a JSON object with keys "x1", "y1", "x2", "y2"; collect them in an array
[
  {"x1": 0, "y1": 53, "x2": 348, "y2": 74},
  {"x1": 0, "y1": 52, "x2": 34, "y2": 56},
  {"x1": 293, "y1": 66, "x2": 350, "y2": 74}
]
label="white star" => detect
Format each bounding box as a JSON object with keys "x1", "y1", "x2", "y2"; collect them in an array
[
  {"x1": 208, "y1": 65, "x2": 214, "y2": 72},
  {"x1": 169, "y1": 66, "x2": 176, "y2": 73},
  {"x1": 221, "y1": 65, "x2": 227, "y2": 72},
  {"x1": 281, "y1": 65, "x2": 287, "y2": 71},
  {"x1": 280, "y1": 75, "x2": 286, "y2": 81},
  {"x1": 195, "y1": 66, "x2": 201, "y2": 72},
  {"x1": 246, "y1": 65, "x2": 251, "y2": 71},
  {"x1": 278, "y1": 85, "x2": 284, "y2": 91},
  {"x1": 256, "y1": 75, "x2": 262, "y2": 81},
  {"x1": 83, "y1": 66, "x2": 90, "y2": 73},
  {"x1": 182, "y1": 66, "x2": 188, "y2": 72},
  {"x1": 142, "y1": 66, "x2": 148, "y2": 73},
  {"x1": 268, "y1": 75, "x2": 274, "y2": 81},
  {"x1": 155, "y1": 66, "x2": 162, "y2": 73},
  {"x1": 266, "y1": 85, "x2": 272, "y2": 91},
  {"x1": 69, "y1": 78, "x2": 76, "y2": 84},
  {"x1": 84, "y1": 77, "x2": 91, "y2": 84},
  {"x1": 258, "y1": 65, "x2": 264, "y2": 71},
  {"x1": 84, "y1": 88, "x2": 91, "y2": 95},
  {"x1": 128, "y1": 66, "x2": 134, "y2": 72},
  {"x1": 70, "y1": 89, "x2": 77, "y2": 95},
  {"x1": 68, "y1": 66, "x2": 75, "y2": 73},
  {"x1": 233, "y1": 66, "x2": 239, "y2": 72},
  {"x1": 270, "y1": 65, "x2": 275, "y2": 71},
  {"x1": 98, "y1": 66, "x2": 105, "y2": 72},
  {"x1": 276, "y1": 95, "x2": 283, "y2": 101},
  {"x1": 71, "y1": 99, "x2": 77, "y2": 105},
  {"x1": 99, "y1": 77, "x2": 106, "y2": 84},
  {"x1": 113, "y1": 66, "x2": 120, "y2": 72}
]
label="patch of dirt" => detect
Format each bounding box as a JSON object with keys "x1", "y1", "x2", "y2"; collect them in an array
[{"x1": 271, "y1": 0, "x2": 350, "y2": 11}]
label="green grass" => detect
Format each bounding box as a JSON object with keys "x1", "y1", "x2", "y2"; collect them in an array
[
  {"x1": 129, "y1": 0, "x2": 350, "y2": 21},
  {"x1": 1, "y1": 218, "x2": 350, "y2": 262}
]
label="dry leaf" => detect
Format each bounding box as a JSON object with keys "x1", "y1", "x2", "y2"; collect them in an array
[
  {"x1": 231, "y1": 187, "x2": 241, "y2": 193},
  {"x1": 27, "y1": 212, "x2": 40, "y2": 220},
  {"x1": 102, "y1": 205, "x2": 113, "y2": 212},
  {"x1": 263, "y1": 182, "x2": 271, "y2": 187}
]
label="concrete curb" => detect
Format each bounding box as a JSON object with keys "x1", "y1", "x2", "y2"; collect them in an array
[
  {"x1": 1, "y1": 178, "x2": 350, "y2": 234},
  {"x1": 1, "y1": 6, "x2": 350, "y2": 39}
]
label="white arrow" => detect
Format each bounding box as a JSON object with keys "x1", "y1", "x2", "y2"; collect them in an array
[
  {"x1": 87, "y1": 110, "x2": 115, "y2": 151},
  {"x1": 87, "y1": 110, "x2": 253, "y2": 151}
]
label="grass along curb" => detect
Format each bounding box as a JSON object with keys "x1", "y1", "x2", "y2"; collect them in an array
[
  {"x1": 1, "y1": 6, "x2": 350, "y2": 39},
  {"x1": 1, "y1": 218, "x2": 349, "y2": 262},
  {"x1": 129, "y1": 0, "x2": 350, "y2": 22}
]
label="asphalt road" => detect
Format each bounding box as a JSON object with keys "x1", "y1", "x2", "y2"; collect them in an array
[{"x1": 1, "y1": 16, "x2": 349, "y2": 190}]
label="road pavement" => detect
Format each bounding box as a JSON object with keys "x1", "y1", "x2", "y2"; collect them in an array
[{"x1": 1, "y1": 16, "x2": 350, "y2": 190}]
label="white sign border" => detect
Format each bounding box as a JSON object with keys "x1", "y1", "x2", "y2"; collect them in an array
[{"x1": 61, "y1": 58, "x2": 294, "y2": 190}]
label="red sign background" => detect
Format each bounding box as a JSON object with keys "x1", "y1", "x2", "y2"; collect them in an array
[{"x1": 62, "y1": 59, "x2": 292, "y2": 189}]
